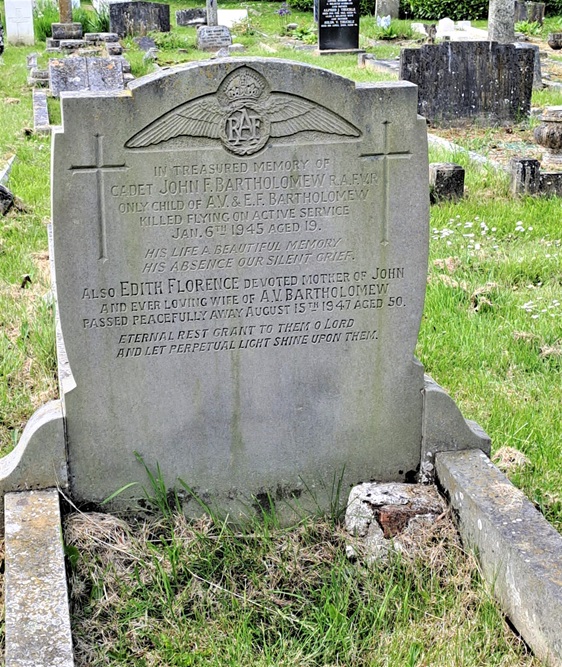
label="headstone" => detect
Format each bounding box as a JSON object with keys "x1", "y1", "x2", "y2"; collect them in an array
[
  {"x1": 318, "y1": 0, "x2": 360, "y2": 51},
  {"x1": 109, "y1": 1, "x2": 170, "y2": 38},
  {"x1": 49, "y1": 57, "x2": 124, "y2": 97},
  {"x1": 400, "y1": 42, "x2": 534, "y2": 126},
  {"x1": 488, "y1": 0, "x2": 514, "y2": 43},
  {"x1": 50, "y1": 60, "x2": 436, "y2": 515},
  {"x1": 374, "y1": 0, "x2": 398, "y2": 19},
  {"x1": 196, "y1": 25, "x2": 232, "y2": 50},
  {"x1": 436, "y1": 17, "x2": 455, "y2": 37},
  {"x1": 5, "y1": 0, "x2": 35, "y2": 46},
  {"x1": 176, "y1": 8, "x2": 206, "y2": 27},
  {"x1": 514, "y1": 1, "x2": 545, "y2": 25}
]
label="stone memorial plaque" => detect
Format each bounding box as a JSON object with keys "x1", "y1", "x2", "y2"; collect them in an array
[
  {"x1": 318, "y1": 0, "x2": 360, "y2": 51},
  {"x1": 52, "y1": 60, "x2": 429, "y2": 515},
  {"x1": 196, "y1": 25, "x2": 232, "y2": 50},
  {"x1": 5, "y1": 0, "x2": 35, "y2": 45}
]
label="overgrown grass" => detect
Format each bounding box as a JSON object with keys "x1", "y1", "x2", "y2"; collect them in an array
[
  {"x1": 0, "y1": 40, "x2": 56, "y2": 453},
  {"x1": 64, "y1": 479, "x2": 538, "y2": 667}
]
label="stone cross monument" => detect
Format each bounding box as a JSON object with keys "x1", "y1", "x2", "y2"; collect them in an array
[{"x1": 488, "y1": 0, "x2": 515, "y2": 43}]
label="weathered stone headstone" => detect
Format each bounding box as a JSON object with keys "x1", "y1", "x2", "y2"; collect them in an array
[
  {"x1": 196, "y1": 24, "x2": 231, "y2": 50},
  {"x1": 5, "y1": 0, "x2": 35, "y2": 46},
  {"x1": 318, "y1": 0, "x2": 360, "y2": 52},
  {"x1": 48, "y1": 58, "x2": 482, "y2": 516},
  {"x1": 488, "y1": 0, "x2": 514, "y2": 43},
  {"x1": 0, "y1": 58, "x2": 487, "y2": 524},
  {"x1": 49, "y1": 57, "x2": 124, "y2": 97},
  {"x1": 109, "y1": 1, "x2": 170, "y2": 37},
  {"x1": 375, "y1": 0, "x2": 398, "y2": 20},
  {"x1": 514, "y1": 1, "x2": 545, "y2": 25},
  {"x1": 176, "y1": 8, "x2": 206, "y2": 27},
  {"x1": 400, "y1": 42, "x2": 534, "y2": 126}
]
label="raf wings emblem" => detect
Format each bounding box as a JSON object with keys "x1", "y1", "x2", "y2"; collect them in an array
[{"x1": 125, "y1": 66, "x2": 361, "y2": 156}]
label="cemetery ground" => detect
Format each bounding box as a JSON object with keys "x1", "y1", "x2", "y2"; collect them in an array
[{"x1": 0, "y1": 2, "x2": 562, "y2": 665}]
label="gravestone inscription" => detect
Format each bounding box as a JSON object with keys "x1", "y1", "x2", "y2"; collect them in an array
[
  {"x1": 52, "y1": 61, "x2": 432, "y2": 515},
  {"x1": 196, "y1": 25, "x2": 232, "y2": 50},
  {"x1": 318, "y1": 0, "x2": 360, "y2": 51}
]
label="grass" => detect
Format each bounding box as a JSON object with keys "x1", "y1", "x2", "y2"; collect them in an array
[
  {"x1": 0, "y1": 1, "x2": 561, "y2": 663},
  {"x1": 64, "y1": 478, "x2": 539, "y2": 667}
]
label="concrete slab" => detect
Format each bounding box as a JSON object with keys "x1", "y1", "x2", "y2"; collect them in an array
[
  {"x1": 4, "y1": 489, "x2": 74, "y2": 667},
  {"x1": 436, "y1": 449, "x2": 562, "y2": 667}
]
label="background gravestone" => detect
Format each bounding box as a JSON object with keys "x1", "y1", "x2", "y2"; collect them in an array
[
  {"x1": 196, "y1": 25, "x2": 232, "y2": 50},
  {"x1": 109, "y1": 1, "x2": 170, "y2": 37},
  {"x1": 176, "y1": 8, "x2": 206, "y2": 26},
  {"x1": 318, "y1": 0, "x2": 360, "y2": 51},
  {"x1": 49, "y1": 57, "x2": 125, "y2": 97},
  {"x1": 5, "y1": 0, "x2": 35, "y2": 45},
  {"x1": 375, "y1": 0, "x2": 398, "y2": 19},
  {"x1": 400, "y1": 42, "x2": 534, "y2": 126},
  {"x1": 52, "y1": 60, "x2": 433, "y2": 516}
]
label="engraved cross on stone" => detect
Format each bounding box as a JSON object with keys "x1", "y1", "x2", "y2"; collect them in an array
[
  {"x1": 360, "y1": 121, "x2": 411, "y2": 245},
  {"x1": 69, "y1": 135, "x2": 128, "y2": 262}
]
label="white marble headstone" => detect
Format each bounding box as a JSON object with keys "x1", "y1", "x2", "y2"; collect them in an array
[{"x1": 5, "y1": 0, "x2": 35, "y2": 45}]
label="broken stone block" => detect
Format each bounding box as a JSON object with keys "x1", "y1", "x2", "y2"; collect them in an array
[{"x1": 429, "y1": 162, "x2": 465, "y2": 202}]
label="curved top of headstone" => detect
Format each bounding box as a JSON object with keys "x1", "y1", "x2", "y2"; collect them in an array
[{"x1": 52, "y1": 59, "x2": 429, "y2": 516}]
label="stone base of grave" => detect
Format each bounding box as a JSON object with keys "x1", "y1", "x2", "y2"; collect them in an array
[
  {"x1": 429, "y1": 162, "x2": 465, "y2": 202},
  {"x1": 51, "y1": 22, "x2": 83, "y2": 40},
  {"x1": 4, "y1": 489, "x2": 74, "y2": 667},
  {"x1": 318, "y1": 48, "x2": 365, "y2": 56},
  {"x1": 33, "y1": 90, "x2": 51, "y2": 135}
]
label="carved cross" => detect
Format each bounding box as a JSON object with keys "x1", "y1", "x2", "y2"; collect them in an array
[
  {"x1": 360, "y1": 121, "x2": 411, "y2": 245},
  {"x1": 69, "y1": 135, "x2": 128, "y2": 262}
]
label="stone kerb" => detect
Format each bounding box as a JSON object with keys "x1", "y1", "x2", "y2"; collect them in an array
[{"x1": 52, "y1": 60, "x2": 431, "y2": 517}]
